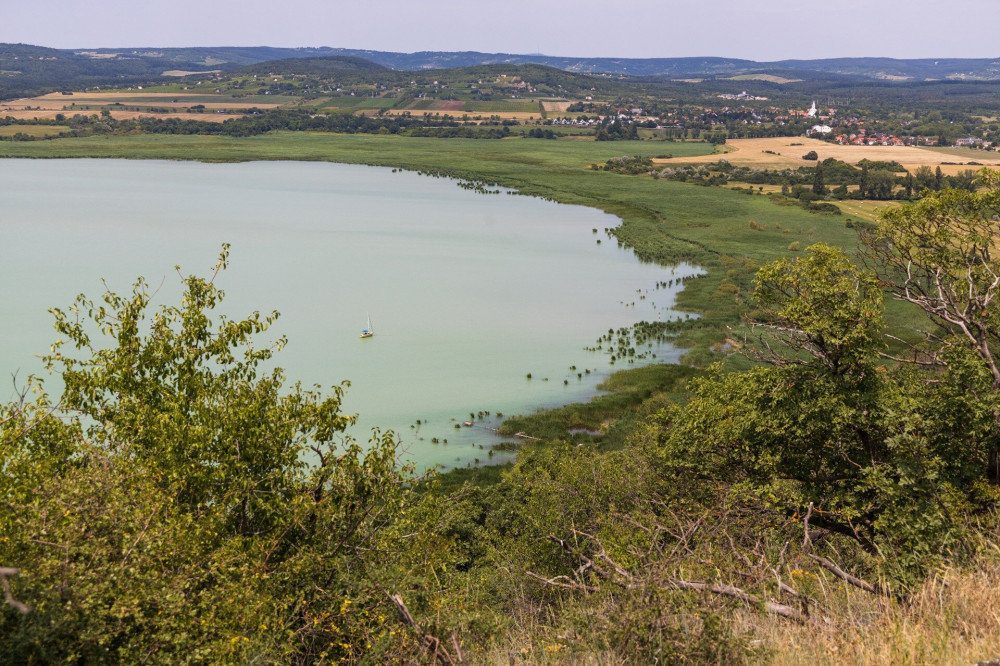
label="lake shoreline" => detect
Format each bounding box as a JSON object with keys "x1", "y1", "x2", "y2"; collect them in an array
[{"x1": 0, "y1": 155, "x2": 697, "y2": 465}]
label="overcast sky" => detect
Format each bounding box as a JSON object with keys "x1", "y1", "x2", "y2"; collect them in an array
[{"x1": 4, "y1": 0, "x2": 998, "y2": 61}]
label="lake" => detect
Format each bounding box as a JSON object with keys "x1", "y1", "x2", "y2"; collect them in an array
[{"x1": 0, "y1": 159, "x2": 699, "y2": 469}]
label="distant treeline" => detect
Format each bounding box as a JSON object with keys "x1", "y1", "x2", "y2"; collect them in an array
[
  {"x1": 0, "y1": 109, "x2": 530, "y2": 140},
  {"x1": 141, "y1": 109, "x2": 462, "y2": 137}
]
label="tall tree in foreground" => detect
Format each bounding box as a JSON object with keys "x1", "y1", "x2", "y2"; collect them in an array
[{"x1": 863, "y1": 168, "x2": 1000, "y2": 480}]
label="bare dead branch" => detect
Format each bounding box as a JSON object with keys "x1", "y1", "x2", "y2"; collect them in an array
[
  {"x1": 387, "y1": 593, "x2": 457, "y2": 665},
  {"x1": 527, "y1": 571, "x2": 599, "y2": 592},
  {"x1": 665, "y1": 577, "x2": 808, "y2": 623},
  {"x1": 808, "y1": 554, "x2": 905, "y2": 602},
  {"x1": 539, "y1": 530, "x2": 812, "y2": 623},
  {"x1": 802, "y1": 502, "x2": 814, "y2": 556},
  {"x1": 772, "y1": 569, "x2": 830, "y2": 622},
  {"x1": 119, "y1": 506, "x2": 160, "y2": 568},
  {"x1": 0, "y1": 567, "x2": 30, "y2": 614}
]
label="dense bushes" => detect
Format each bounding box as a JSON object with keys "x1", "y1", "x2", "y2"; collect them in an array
[{"x1": 0, "y1": 247, "x2": 447, "y2": 663}]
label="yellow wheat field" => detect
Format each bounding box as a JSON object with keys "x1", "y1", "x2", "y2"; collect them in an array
[{"x1": 654, "y1": 137, "x2": 1000, "y2": 175}]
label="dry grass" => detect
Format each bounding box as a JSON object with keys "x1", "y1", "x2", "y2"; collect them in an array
[
  {"x1": 653, "y1": 137, "x2": 1000, "y2": 174},
  {"x1": 542, "y1": 101, "x2": 572, "y2": 112},
  {"x1": 466, "y1": 547, "x2": 1000, "y2": 665},
  {"x1": 738, "y1": 565, "x2": 1000, "y2": 665},
  {"x1": 832, "y1": 199, "x2": 901, "y2": 222}
]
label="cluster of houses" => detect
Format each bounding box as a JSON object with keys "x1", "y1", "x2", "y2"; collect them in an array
[
  {"x1": 830, "y1": 132, "x2": 990, "y2": 148},
  {"x1": 494, "y1": 75, "x2": 537, "y2": 94},
  {"x1": 549, "y1": 117, "x2": 602, "y2": 127},
  {"x1": 807, "y1": 124, "x2": 833, "y2": 135},
  {"x1": 718, "y1": 91, "x2": 769, "y2": 101},
  {"x1": 825, "y1": 131, "x2": 991, "y2": 148},
  {"x1": 831, "y1": 132, "x2": 915, "y2": 146}
]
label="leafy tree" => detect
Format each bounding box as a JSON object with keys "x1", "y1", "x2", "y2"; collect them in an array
[
  {"x1": 863, "y1": 169, "x2": 1000, "y2": 480},
  {"x1": 652, "y1": 243, "x2": 993, "y2": 580},
  {"x1": 949, "y1": 168, "x2": 979, "y2": 192},
  {"x1": 812, "y1": 161, "x2": 827, "y2": 196},
  {"x1": 0, "y1": 246, "x2": 446, "y2": 663},
  {"x1": 751, "y1": 244, "x2": 884, "y2": 375},
  {"x1": 866, "y1": 169, "x2": 896, "y2": 200},
  {"x1": 913, "y1": 165, "x2": 936, "y2": 191}
]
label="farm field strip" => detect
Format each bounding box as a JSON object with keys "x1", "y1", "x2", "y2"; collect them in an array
[
  {"x1": 0, "y1": 108, "x2": 238, "y2": 122},
  {"x1": 1, "y1": 91, "x2": 292, "y2": 113},
  {"x1": 653, "y1": 136, "x2": 1000, "y2": 173}
]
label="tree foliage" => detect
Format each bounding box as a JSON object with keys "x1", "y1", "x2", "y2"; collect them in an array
[
  {"x1": 0, "y1": 246, "x2": 447, "y2": 663},
  {"x1": 864, "y1": 170, "x2": 1000, "y2": 382},
  {"x1": 628, "y1": 245, "x2": 995, "y2": 597}
]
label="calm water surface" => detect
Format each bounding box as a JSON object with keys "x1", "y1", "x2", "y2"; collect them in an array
[{"x1": 0, "y1": 159, "x2": 699, "y2": 469}]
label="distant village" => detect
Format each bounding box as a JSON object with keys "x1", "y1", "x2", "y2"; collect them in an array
[{"x1": 555, "y1": 96, "x2": 996, "y2": 149}]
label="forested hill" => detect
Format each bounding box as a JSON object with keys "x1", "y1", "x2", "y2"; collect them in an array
[
  {"x1": 268, "y1": 50, "x2": 1000, "y2": 81},
  {"x1": 3, "y1": 42, "x2": 1000, "y2": 101},
  {"x1": 0, "y1": 43, "x2": 222, "y2": 99},
  {"x1": 5, "y1": 43, "x2": 1000, "y2": 84},
  {"x1": 230, "y1": 59, "x2": 628, "y2": 97}
]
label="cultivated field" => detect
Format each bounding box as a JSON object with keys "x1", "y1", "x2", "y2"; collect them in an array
[
  {"x1": 542, "y1": 100, "x2": 573, "y2": 112},
  {"x1": 654, "y1": 136, "x2": 1000, "y2": 174},
  {"x1": 0, "y1": 107, "x2": 238, "y2": 122},
  {"x1": 378, "y1": 109, "x2": 544, "y2": 121},
  {"x1": 0, "y1": 91, "x2": 282, "y2": 122},
  {"x1": 0, "y1": 88, "x2": 574, "y2": 124}
]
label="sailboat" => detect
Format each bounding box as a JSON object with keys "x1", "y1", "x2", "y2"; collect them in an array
[{"x1": 360, "y1": 314, "x2": 374, "y2": 339}]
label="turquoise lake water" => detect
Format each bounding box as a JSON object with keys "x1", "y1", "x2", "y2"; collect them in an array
[{"x1": 0, "y1": 159, "x2": 699, "y2": 469}]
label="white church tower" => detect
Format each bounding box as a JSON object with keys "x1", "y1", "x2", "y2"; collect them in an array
[{"x1": 807, "y1": 100, "x2": 818, "y2": 118}]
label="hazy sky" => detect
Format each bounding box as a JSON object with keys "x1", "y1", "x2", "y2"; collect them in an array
[{"x1": 4, "y1": 0, "x2": 998, "y2": 61}]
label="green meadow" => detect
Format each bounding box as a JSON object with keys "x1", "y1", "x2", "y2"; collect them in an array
[
  {"x1": 316, "y1": 96, "x2": 398, "y2": 110},
  {"x1": 924, "y1": 145, "x2": 997, "y2": 161}
]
